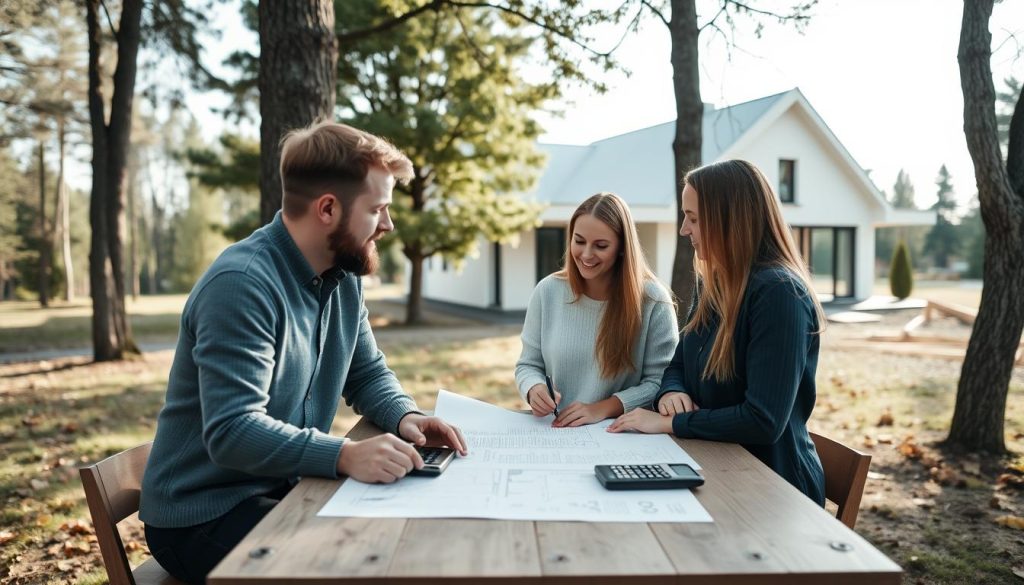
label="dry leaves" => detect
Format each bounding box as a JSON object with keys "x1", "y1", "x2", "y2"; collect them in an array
[
  {"x1": 60, "y1": 519, "x2": 93, "y2": 536},
  {"x1": 995, "y1": 515, "x2": 1024, "y2": 530},
  {"x1": 929, "y1": 466, "x2": 965, "y2": 488},
  {"x1": 877, "y1": 410, "x2": 894, "y2": 427},
  {"x1": 0, "y1": 529, "x2": 15, "y2": 544},
  {"x1": 897, "y1": 436, "x2": 924, "y2": 459}
]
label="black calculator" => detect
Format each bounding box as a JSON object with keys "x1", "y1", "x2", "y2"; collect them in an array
[
  {"x1": 409, "y1": 445, "x2": 456, "y2": 477},
  {"x1": 595, "y1": 463, "x2": 704, "y2": 490}
]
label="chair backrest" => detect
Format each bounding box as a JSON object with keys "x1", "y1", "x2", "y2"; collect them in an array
[
  {"x1": 79, "y1": 442, "x2": 153, "y2": 585},
  {"x1": 810, "y1": 432, "x2": 871, "y2": 530}
]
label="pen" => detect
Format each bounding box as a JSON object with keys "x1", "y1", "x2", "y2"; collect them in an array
[{"x1": 545, "y1": 375, "x2": 559, "y2": 417}]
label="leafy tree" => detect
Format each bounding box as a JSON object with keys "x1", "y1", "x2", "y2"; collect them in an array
[
  {"x1": 923, "y1": 164, "x2": 961, "y2": 269},
  {"x1": 947, "y1": 0, "x2": 1024, "y2": 453},
  {"x1": 891, "y1": 169, "x2": 916, "y2": 209},
  {"x1": 338, "y1": 2, "x2": 549, "y2": 323},
  {"x1": 0, "y1": 147, "x2": 28, "y2": 299},
  {"x1": 889, "y1": 239, "x2": 913, "y2": 300}
]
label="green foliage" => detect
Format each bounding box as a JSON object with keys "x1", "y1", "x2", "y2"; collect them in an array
[
  {"x1": 186, "y1": 134, "x2": 259, "y2": 192},
  {"x1": 959, "y1": 202, "x2": 985, "y2": 279},
  {"x1": 338, "y1": 1, "x2": 547, "y2": 266},
  {"x1": 891, "y1": 169, "x2": 916, "y2": 209},
  {"x1": 923, "y1": 165, "x2": 961, "y2": 269},
  {"x1": 169, "y1": 186, "x2": 229, "y2": 292},
  {"x1": 996, "y1": 76, "x2": 1020, "y2": 158},
  {"x1": 890, "y1": 239, "x2": 914, "y2": 300}
]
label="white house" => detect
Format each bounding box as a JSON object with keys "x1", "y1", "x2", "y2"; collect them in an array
[{"x1": 419, "y1": 88, "x2": 934, "y2": 311}]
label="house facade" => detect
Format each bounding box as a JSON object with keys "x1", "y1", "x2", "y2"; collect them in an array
[{"x1": 419, "y1": 88, "x2": 934, "y2": 311}]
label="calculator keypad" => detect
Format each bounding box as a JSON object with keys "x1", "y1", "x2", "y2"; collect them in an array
[{"x1": 609, "y1": 465, "x2": 669, "y2": 479}]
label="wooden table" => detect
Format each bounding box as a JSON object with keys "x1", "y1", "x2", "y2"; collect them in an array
[{"x1": 209, "y1": 417, "x2": 902, "y2": 584}]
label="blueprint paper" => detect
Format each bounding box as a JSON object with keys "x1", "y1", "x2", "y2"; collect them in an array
[
  {"x1": 433, "y1": 390, "x2": 701, "y2": 470},
  {"x1": 318, "y1": 390, "x2": 712, "y2": 523}
]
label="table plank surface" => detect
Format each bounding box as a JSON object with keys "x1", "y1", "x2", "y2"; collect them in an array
[{"x1": 209, "y1": 417, "x2": 901, "y2": 584}]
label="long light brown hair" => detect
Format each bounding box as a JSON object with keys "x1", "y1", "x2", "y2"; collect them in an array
[
  {"x1": 683, "y1": 160, "x2": 825, "y2": 381},
  {"x1": 558, "y1": 192, "x2": 666, "y2": 379}
]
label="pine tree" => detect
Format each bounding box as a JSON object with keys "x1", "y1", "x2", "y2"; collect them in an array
[{"x1": 923, "y1": 164, "x2": 961, "y2": 269}]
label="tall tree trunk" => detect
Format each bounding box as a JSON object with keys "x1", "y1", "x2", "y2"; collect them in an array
[
  {"x1": 149, "y1": 184, "x2": 164, "y2": 294},
  {"x1": 258, "y1": 0, "x2": 338, "y2": 225},
  {"x1": 86, "y1": 0, "x2": 142, "y2": 361},
  {"x1": 405, "y1": 252, "x2": 424, "y2": 325},
  {"x1": 668, "y1": 0, "x2": 700, "y2": 318},
  {"x1": 37, "y1": 140, "x2": 51, "y2": 307},
  {"x1": 128, "y1": 152, "x2": 139, "y2": 300},
  {"x1": 56, "y1": 115, "x2": 74, "y2": 301},
  {"x1": 946, "y1": 0, "x2": 1024, "y2": 453}
]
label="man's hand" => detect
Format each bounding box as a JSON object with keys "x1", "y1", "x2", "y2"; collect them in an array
[
  {"x1": 527, "y1": 384, "x2": 561, "y2": 417},
  {"x1": 398, "y1": 413, "x2": 468, "y2": 456},
  {"x1": 336, "y1": 434, "x2": 423, "y2": 483},
  {"x1": 607, "y1": 408, "x2": 673, "y2": 434},
  {"x1": 657, "y1": 391, "x2": 700, "y2": 416}
]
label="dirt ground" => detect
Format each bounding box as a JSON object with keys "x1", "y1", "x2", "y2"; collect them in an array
[{"x1": 0, "y1": 309, "x2": 1022, "y2": 584}]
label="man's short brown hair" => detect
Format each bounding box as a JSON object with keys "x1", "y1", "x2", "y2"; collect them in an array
[{"x1": 279, "y1": 120, "x2": 414, "y2": 218}]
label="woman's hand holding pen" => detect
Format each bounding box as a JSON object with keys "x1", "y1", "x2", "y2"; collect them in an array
[{"x1": 527, "y1": 384, "x2": 561, "y2": 416}]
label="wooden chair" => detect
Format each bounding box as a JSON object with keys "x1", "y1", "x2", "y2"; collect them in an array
[
  {"x1": 810, "y1": 432, "x2": 872, "y2": 530},
  {"x1": 79, "y1": 442, "x2": 183, "y2": 585}
]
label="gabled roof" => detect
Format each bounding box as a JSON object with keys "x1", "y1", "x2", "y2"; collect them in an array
[{"x1": 529, "y1": 88, "x2": 888, "y2": 211}]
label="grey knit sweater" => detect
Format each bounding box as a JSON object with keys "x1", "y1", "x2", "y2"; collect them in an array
[{"x1": 515, "y1": 275, "x2": 679, "y2": 412}]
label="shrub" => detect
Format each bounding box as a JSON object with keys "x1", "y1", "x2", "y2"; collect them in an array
[{"x1": 890, "y1": 239, "x2": 914, "y2": 299}]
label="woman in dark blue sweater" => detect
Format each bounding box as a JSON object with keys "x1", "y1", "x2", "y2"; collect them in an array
[{"x1": 608, "y1": 159, "x2": 826, "y2": 504}]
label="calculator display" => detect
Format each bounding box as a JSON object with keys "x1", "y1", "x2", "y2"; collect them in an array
[{"x1": 669, "y1": 464, "x2": 702, "y2": 478}]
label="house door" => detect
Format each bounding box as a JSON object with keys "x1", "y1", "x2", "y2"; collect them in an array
[{"x1": 791, "y1": 226, "x2": 855, "y2": 300}]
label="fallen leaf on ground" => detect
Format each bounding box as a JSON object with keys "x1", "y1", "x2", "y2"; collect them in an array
[
  {"x1": 863, "y1": 435, "x2": 876, "y2": 448},
  {"x1": 63, "y1": 539, "x2": 91, "y2": 557},
  {"x1": 898, "y1": 436, "x2": 923, "y2": 459},
  {"x1": 930, "y1": 466, "x2": 965, "y2": 487},
  {"x1": 997, "y1": 474, "x2": 1024, "y2": 489},
  {"x1": 995, "y1": 515, "x2": 1024, "y2": 530},
  {"x1": 0, "y1": 530, "x2": 15, "y2": 544},
  {"x1": 29, "y1": 478, "x2": 48, "y2": 491},
  {"x1": 877, "y1": 410, "x2": 894, "y2": 427},
  {"x1": 962, "y1": 460, "x2": 981, "y2": 476},
  {"x1": 60, "y1": 519, "x2": 93, "y2": 535},
  {"x1": 1012, "y1": 566, "x2": 1024, "y2": 579}
]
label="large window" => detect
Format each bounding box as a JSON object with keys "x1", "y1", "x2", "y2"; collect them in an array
[
  {"x1": 779, "y1": 159, "x2": 796, "y2": 203},
  {"x1": 790, "y1": 226, "x2": 855, "y2": 300},
  {"x1": 535, "y1": 227, "x2": 567, "y2": 283}
]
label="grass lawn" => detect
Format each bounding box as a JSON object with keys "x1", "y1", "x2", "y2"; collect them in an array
[{"x1": 0, "y1": 295, "x2": 1022, "y2": 584}]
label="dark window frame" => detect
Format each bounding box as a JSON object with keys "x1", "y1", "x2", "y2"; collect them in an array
[{"x1": 779, "y1": 159, "x2": 796, "y2": 203}]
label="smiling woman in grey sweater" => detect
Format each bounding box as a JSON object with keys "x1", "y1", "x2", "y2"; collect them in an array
[{"x1": 515, "y1": 192, "x2": 678, "y2": 427}]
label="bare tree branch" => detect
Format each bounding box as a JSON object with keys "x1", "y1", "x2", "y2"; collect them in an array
[
  {"x1": 99, "y1": 0, "x2": 119, "y2": 43},
  {"x1": 640, "y1": 0, "x2": 669, "y2": 27}
]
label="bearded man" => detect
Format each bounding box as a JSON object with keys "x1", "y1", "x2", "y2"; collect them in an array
[{"x1": 139, "y1": 121, "x2": 467, "y2": 583}]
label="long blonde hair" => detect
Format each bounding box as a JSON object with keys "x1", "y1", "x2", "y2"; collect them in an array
[
  {"x1": 683, "y1": 160, "x2": 825, "y2": 381},
  {"x1": 558, "y1": 192, "x2": 664, "y2": 379}
]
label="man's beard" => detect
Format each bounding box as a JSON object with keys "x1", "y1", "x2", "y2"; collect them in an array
[{"x1": 328, "y1": 223, "x2": 381, "y2": 276}]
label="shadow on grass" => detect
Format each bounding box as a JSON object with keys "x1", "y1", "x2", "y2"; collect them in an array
[{"x1": 0, "y1": 312, "x2": 182, "y2": 353}]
